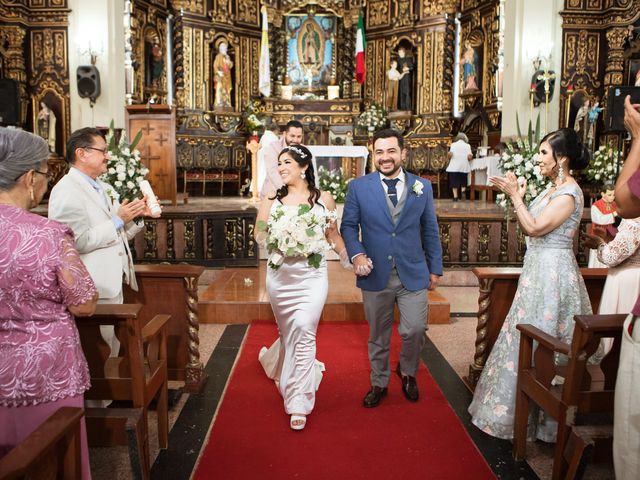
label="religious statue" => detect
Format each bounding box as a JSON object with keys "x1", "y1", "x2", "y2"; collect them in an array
[
  {"x1": 574, "y1": 98, "x2": 589, "y2": 138},
  {"x1": 213, "y1": 42, "x2": 233, "y2": 109},
  {"x1": 302, "y1": 23, "x2": 321, "y2": 65},
  {"x1": 587, "y1": 101, "x2": 603, "y2": 147},
  {"x1": 149, "y1": 42, "x2": 163, "y2": 87},
  {"x1": 635, "y1": 68, "x2": 640, "y2": 87},
  {"x1": 460, "y1": 42, "x2": 479, "y2": 91},
  {"x1": 396, "y1": 48, "x2": 414, "y2": 111},
  {"x1": 37, "y1": 101, "x2": 56, "y2": 154},
  {"x1": 386, "y1": 60, "x2": 407, "y2": 111}
]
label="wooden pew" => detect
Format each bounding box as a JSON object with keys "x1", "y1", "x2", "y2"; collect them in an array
[
  {"x1": 514, "y1": 314, "x2": 625, "y2": 479},
  {"x1": 77, "y1": 304, "x2": 169, "y2": 477},
  {"x1": 0, "y1": 407, "x2": 84, "y2": 480},
  {"x1": 124, "y1": 264, "x2": 206, "y2": 393},
  {"x1": 466, "y1": 267, "x2": 608, "y2": 389}
]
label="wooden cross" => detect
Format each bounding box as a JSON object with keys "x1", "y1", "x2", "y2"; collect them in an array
[
  {"x1": 141, "y1": 122, "x2": 155, "y2": 135},
  {"x1": 140, "y1": 145, "x2": 161, "y2": 164},
  {"x1": 155, "y1": 132, "x2": 169, "y2": 146}
]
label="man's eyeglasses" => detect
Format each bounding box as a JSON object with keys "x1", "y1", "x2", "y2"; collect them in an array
[{"x1": 84, "y1": 146, "x2": 109, "y2": 155}]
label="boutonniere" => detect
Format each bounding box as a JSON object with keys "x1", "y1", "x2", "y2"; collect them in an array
[
  {"x1": 411, "y1": 180, "x2": 424, "y2": 197},
  {"x1": 104, "y1": 186, "x2": 119, "y2": 203}
]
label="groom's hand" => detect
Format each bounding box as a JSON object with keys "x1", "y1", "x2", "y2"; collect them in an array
[
  {"x1": 428, "y1": 273, "x2": 439, "y2": 291},
  {"x1": 353, "y1": 254, "x2": 373, "y2": 276}
]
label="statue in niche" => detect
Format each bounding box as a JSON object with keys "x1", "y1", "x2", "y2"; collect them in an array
[
  {"x1": 396, "y1": 47, "x2": 414, "y2": 111},
  {"x1": 386, "y1": 60, "x2": 407, "y2": 111},
  {"x1": 460, "y1": 42, "x2": 479, "y2": 92},
  {"x1": 149, "y1": 42, "x2": 163, "y2": 87},
  {"x1": 213, "y1": 42, "x2": 233, "y2": 109},
  {"x1": 37, "y1": 101, "x2": 56, "y2": 154},
  {"x1": 574, "y1": 98, "x2": 590, "y2": 138}
]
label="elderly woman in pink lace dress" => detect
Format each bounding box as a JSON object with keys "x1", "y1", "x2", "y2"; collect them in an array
[{"x1": 0, "y1": 128, "x2": 98, "y2": 479}]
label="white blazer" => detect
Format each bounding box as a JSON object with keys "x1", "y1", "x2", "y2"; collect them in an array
[{"x1": 48, "y1": 168, "x2": 143, "y2": 299}]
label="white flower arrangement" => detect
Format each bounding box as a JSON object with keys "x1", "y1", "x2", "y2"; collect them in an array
[
  {"x1": 357, "y1": 102, "x2": 388, "y2": 132},
  {"x1": 99, "y1": 120, "x2": 149, "y2": 202},
  {"x1": 411, "y1": 180, "x2": 424, "y2": 197},
  {"x1": 317, "y1": 166, "x2": 351, "y2": 203},
  {"x1": 496, "y1": 115, "x2": 549, "y2": 210},
  {"x1": 584, "y1": 145, "x2": 622, "y2": 184},
  {"x1": 257, "y1": 204, "x2": 337, "y2": 270}
]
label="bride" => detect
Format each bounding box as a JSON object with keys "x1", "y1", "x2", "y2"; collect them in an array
[{"x1": 255, "y1": 144, "x2": 351, "y2": 431}]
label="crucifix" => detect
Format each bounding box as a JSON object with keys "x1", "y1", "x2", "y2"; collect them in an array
[{"x1": 140, "y1": 122, "x2": 156, "y2": 135}]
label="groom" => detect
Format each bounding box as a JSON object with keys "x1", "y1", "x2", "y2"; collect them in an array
[{"x1": 341, "y1": 128, "x2": 443, "y2": 407}]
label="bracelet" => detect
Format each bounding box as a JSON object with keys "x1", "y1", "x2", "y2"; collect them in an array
[{"x1": 513, "y1": 203, "x2": 527, "y2": 213}]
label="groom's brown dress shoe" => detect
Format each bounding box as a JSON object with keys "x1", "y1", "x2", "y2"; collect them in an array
[
  {"x1": 363, "y1": 386, "x2": 387, "y2": 408},
  {"x1": 396, "y1": 364, "x2": 419, "y2": 402}
]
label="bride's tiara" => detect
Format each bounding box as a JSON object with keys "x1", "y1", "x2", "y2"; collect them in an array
[{"x1": 284, "y1": 145, "x2": 310, "y2": 160}]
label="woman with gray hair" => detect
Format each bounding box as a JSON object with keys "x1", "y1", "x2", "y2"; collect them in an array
[
  {"x1": 0, "y1": 127, "x2": 98, "y2": 478},
  {"x1": 446, "y1": 132, "x2": 473, "y2": 201}
]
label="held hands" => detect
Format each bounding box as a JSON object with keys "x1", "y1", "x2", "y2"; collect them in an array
[
  {"x1": 490, "y1": 171, "x2": 526, "y2": 199},
  {"x1": 353, "y1": 254, "x2": 374, "y2": 277}
]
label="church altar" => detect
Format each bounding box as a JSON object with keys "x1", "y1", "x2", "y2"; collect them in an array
[
  {"x1": 308, "y1": 145, "x2": 369, "y2": 179},
  {"x1": 468, "y1": 155, "x2": 502, "y2": 201}
]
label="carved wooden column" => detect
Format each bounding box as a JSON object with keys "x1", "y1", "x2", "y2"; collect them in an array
[
  {"x1": 604, "y1": 27, "x2": 627, "y2": 89},
  {"x1": 0, "y1": 26, "x2": 27, "y2": 123}
]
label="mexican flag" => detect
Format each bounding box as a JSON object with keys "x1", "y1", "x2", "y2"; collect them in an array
[{"x1": 355, "y1": 12, "x2": 365, "y2": 84}]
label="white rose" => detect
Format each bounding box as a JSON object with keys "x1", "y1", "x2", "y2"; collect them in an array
[
  {"x1": 115, "y1": 164, "x2": 126, "y2": 173},
  {"x1": 127, "y1": 181, "x2": 135, "y2": 189},
  {"x1": 108, "y1": 167, "x2": 116, "y2": 174},
  {"x1": 117, "y1": 172, "x2": 126, "y2": 181},
  {"x1": 115, "y1": 180, "x2": 123, "y2": 187}
]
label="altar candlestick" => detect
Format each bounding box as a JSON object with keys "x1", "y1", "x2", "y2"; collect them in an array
[
  {"x1": 529, "y1": 83, "x2": 536, "y2": 124},
  {"x1": 565, "y1": 84, "x2": 574, "y2": 128}
]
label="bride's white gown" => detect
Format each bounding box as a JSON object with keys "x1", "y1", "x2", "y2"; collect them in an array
[{"x1": 259, "y1": 202, "x2": 328, "y2": 415}]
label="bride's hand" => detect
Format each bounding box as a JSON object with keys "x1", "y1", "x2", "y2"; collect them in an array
[{"x1": 337, "y1": 249, "x2": 353, "y2": 271}]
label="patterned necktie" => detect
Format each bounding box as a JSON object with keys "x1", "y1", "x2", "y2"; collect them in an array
[{"x1": 383, "y1": 178, "x2": 400, "y2": 206}]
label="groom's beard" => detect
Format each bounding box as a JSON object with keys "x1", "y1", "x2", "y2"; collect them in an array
[{"x1": 376, "y1": 163, "x2": 402, "y2": 178}]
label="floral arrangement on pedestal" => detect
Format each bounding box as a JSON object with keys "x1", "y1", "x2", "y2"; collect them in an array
[
  {"x1": 317, "y1": 166, "x2": 351, "y2": 203},
  {"x1": 242, "y1": 98, "x2": 266, "y2": 135},
  {"x1": 496, "y1": 115, "x2": 549, "y2": 209},
  {"x1": 583, "y1": 145, "x2": 622, "y2": 184},
  {"x1": 357, "y1": 102, "x2": 388, "y2": 133},
  {"x1": 257, "y1": 203, "x2": 337, "y2": 270},
  {"x1": 100, "y1": 120, "x2": 148, "y2": 202}
]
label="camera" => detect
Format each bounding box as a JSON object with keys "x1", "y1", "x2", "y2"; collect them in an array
[{"x1": 604, "y1": 85, "x2": 640, "y2": 132}]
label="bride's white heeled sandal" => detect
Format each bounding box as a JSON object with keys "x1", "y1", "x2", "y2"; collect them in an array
[{"x1": 290, "y1": 414, "x2": 306, "y2": 431}]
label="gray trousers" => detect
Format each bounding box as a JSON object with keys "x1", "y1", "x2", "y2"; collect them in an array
[{"x1": 362, "y1": 268, "x2": 428, "y2": 387}]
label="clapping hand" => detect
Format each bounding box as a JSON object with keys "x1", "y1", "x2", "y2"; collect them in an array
[
  {"x1": 117, "y1": 198, "x2": 148, "y2": 223},
  {"x1": 353, "y1": 254, "x2": 374, "y2": 276},
  {"x1": 624, "y1": 95, "x2": 640, "y2": 140},
  {"x1": 583, "y1": 231, "x2": 606, "y2": 250},
  {"x1": 490, "y1": 171, "x2": 526, "y2": 198}
]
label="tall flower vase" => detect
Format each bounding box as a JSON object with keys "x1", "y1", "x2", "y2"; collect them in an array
[{"x1": 367, "y1": 126, "x2": 375, "y2": 172}]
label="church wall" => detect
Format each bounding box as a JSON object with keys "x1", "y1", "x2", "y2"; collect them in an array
[
  {"x1": 501, "y1": 0, "x2": 564, "y2": 139},
  {"x1": 68, "y1": 0, "x2": 126, "y2": 131}
]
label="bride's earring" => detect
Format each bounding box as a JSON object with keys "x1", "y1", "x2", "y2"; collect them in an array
[{"x1": 300, "y1": 171, "x2": 306, "y2": 179}]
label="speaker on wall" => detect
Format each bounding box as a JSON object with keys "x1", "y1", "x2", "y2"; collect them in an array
[
  {"x1": 0, "y1": 78, "x2": 21, "y2": 125},
  {"x1": 76, "y1": 65, "x2": 101, "y2": 102}
]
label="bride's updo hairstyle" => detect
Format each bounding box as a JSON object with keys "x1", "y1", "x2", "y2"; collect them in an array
[
  {"x1": 273, "y1": 144, "x2": 322, "y2": 207},
  {"x1": 541, "y1": 127, "x2": 591, "y2": 171}
]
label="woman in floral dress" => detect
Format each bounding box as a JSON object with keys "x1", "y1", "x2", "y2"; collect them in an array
[
  {"x1": 0, "y1": 128, "x2": 98, "y2": 478},
  {"x1": 255, "y1": 145, "x2": 351, "y2": 431},
  {"x1": 468, "y1": 128, "x2": 591, "y2": 440}
]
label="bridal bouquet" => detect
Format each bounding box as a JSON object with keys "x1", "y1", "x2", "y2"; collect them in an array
[
  {"x1": 100, "y1": 120, "x2": 148, "y2": 202},
  {"x1": 257, "y1": 204, "x2": 337, "y2": 270}
]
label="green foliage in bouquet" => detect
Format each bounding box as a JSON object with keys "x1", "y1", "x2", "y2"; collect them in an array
[
  {"x1": 583, "y1": 145, "x2": 622, "y2": 185},
  {"x1": 100, "y1": 120, "x2": 148, "y2": 202},
  {"x1": 496, "y1": 113, "x2": 550, "y2": 209},
  {"x1": 357, "y1": 102, "x2": 388, "y2": 132},
  {"x1": 317, "y1": 166, "x2": 351, "y2": 203}
]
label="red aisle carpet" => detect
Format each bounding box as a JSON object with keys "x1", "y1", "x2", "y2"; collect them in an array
[{"x1": 194, "y1": 322, "x2": 495, "y2": 480}]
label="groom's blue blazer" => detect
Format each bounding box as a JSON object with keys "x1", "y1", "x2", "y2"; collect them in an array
[{"x1": 341, "y1": 171, "x2": 443, "y2": 292}]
